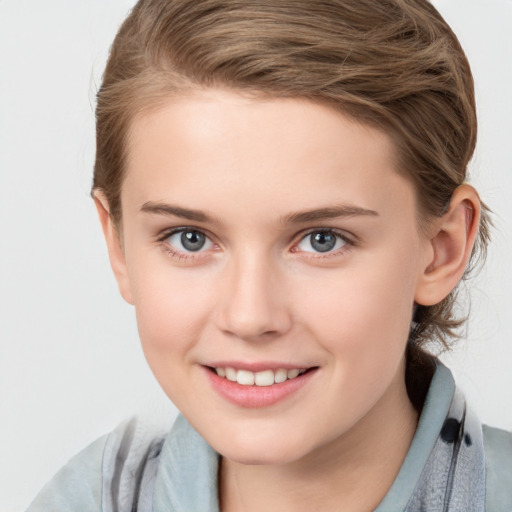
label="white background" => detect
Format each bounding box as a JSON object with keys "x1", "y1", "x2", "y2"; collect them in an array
[{"x1": 1, "y1": 1, "x2": 511, "y2": 510}]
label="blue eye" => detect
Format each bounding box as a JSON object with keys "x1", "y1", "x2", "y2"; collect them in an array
[
  {"x1": 297, "y1": 230, "x2": 347, "y2": 253},
  {"x1": 166, "y1": 229, "x2": 214, "y2": 252}
]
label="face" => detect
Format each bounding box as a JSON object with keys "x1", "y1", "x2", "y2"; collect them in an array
[{"x1": 114, "y1": 89, "x2": 433, "y2": 466}]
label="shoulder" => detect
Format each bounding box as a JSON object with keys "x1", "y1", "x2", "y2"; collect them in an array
[
  {"x1": 26, "y1": 417, "x2": 169, "y2": 512},
  {"x1": 483, "y1": 424, "x2": 512, "y2": 511},
  {"x1": 26, "y1": 433, "x2": 108, "y2": 512}
]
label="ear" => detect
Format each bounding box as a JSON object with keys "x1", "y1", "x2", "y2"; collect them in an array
[
  {"x1": 415, "y1": 184, "x2": 481, "y2": 306},
  {"x1": 93, "y1": 191, "x2": 134, "y2": 305}
]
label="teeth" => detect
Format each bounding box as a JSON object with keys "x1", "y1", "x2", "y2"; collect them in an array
[
  {"x1": 287, "y1": 369, "x2": 300, "y2": 379},
  {"x1": 274, "y1": 368, "x2": 288, "y2": 383},
  {"x1": 254, "y1": 370, "x2": 274, "y2": 387},
  {"x1": 214, "y1": 367, "x2": 307, "y2": 386},
  {"x1": 225, "y1": 367, "x2": 237, "y2": 382},
  {"x1": 236, "y1": 370, "x2": 255, "y2": 385}
]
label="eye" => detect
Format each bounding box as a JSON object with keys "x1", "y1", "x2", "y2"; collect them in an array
[
  {"x1": 165, "y1": 229, "x2": 214, "y2": 253},
  {"x1": 296, "y1": 230, "x2": 348, "y2": 253}
]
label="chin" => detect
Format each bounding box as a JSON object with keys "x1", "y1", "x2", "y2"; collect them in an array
[
  {"x1": 222, "y1": 448, "x2": 298, "y2": 466},
  {"x1": 213, "y1": 433, "x2": 309, "y2": 466}
]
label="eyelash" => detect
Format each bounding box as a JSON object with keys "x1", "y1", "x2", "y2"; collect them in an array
[
  {"x1": 292, "y1": 228, "x2": 354, "y2": 259},
  {"x1": 156, "y1": 227, "x2": 355, "y2": 262},
  {"x1": 157, "y1": 227, "x2": 216, "y2": 262}
]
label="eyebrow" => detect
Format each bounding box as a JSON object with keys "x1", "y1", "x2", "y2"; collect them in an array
[
  {"x1": 141, "y1": 201, "x2": 213, "y2": 222},
  {"x1": 284, "y1": 205, "x2": 379, "y2": 223},
  {"x1": 140, "y1": 201, "x2": 378, "y2": 224}
]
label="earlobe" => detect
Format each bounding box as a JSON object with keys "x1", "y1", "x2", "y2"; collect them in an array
[
  {"x1": 93, "y1": 191, "x2": 134, "y2": 305},
  {"x1": 415, "y1": 184, "x2": 481, "y2": 306}
]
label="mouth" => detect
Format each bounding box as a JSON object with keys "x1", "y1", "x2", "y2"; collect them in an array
[
  {"x1": 203, "y1": 364, "x2": 318, "y2": 408},
  {"x1": 208, "y1": 366, "x2": 309, "y2": 386}
]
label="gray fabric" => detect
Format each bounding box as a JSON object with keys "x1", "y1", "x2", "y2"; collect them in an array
[
  {"x1": 402, "y1": 390, "x2": 485, "y2": 511},
  {"x1": 376, "y1": 363, "x2": 456, "y2": 511},
  {"x1": 483, "y1": 425, "x2": 512, "y2": 511},
  {"x1": 101, "y1": 417, "x2": 167, "y2": 512}
]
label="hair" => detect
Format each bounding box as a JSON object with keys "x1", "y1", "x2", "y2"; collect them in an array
[{"x1": 93, "y1": 0, "x2": 491, "y2": 381}]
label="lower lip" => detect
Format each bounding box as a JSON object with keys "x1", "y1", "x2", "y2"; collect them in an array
[{"x1": 204, "y1": 367, "x2": 317, "y2": 408}]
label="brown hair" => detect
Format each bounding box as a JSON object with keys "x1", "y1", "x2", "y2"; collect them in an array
[{"x1": 93, "y1": 0, "x2": 490, "y2": 358}]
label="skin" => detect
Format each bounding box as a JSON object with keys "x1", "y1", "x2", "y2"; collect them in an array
[{"x1": 95, "y1": 89, "x2": 480, "y2": 511}]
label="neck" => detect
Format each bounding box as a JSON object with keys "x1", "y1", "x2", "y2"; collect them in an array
[{"x1": 219, "y1": 362, "x2": 418, "y2": 512}]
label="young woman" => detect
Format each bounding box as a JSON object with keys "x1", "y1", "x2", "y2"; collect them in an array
[{"x1": 27, "y1": 1, "x2": 511, "y2": 510}]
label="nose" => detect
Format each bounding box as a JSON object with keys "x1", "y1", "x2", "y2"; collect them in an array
[{"x1": 215, "y1": 253, "x2": 292, "y2": 341}]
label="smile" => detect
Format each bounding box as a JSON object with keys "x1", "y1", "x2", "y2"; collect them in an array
[
  {"x1": 214, "y1": 367, "x2": 307, "y2": 386},
  {"x1": 205, "y1": 364, "x2": 317, "y2": 408}
]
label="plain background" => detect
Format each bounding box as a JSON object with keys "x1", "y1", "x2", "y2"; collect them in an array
[{"x1": 1, "y1": 1, "x2": 511, "y2": 510}]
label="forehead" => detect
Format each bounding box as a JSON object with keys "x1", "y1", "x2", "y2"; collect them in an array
[{"x1": 122, "y1": 89, "x2": 416, "y2": 224}]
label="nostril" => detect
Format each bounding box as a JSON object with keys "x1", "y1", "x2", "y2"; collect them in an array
[{"x1": 223, "y1": 328, "x2": 282, "y2": 343}]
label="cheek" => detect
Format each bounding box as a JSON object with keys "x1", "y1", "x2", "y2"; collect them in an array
[
  {"x1": 295, "y1": 252, "x2": 418, "y2": 358},
  {"x1": 292, "y1": 258, "x2": 417, "y2": 422},
  {"x1": 130, "y1": 268, "x2": 220, "y2": 410},
  {"x1": 129, "y1": 262, "x2": 215, "y2": 365}
]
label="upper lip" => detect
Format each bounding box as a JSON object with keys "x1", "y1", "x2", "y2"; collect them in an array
[{"x1": 204, "y1": 361, "x2": 315, "y2": 372}]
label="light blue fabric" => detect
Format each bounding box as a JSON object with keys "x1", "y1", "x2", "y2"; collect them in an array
[
  {"x1": 26, "y1": 364, "x2": 512, "y2": 511},
  {"x1": 153, "y1": 414, "x2": 220, "y2": 511},
  {"x1": 26, "y1": 434, "x2": 107, "y2": 512}
]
